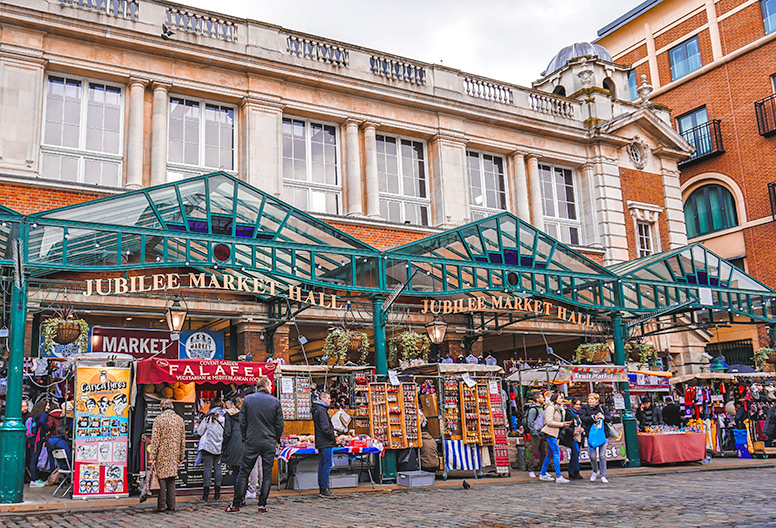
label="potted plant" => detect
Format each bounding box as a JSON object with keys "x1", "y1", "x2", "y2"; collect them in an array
[
  {"x1": 625, "y1": 342, "x2": 658, "y2": 368},
  {"x1": 573, "y1": 342, "x2": 609, "y2": 363},
  {"x1": 42, "y1": 305, "x2": 89, "y2": 356},
  {"x1": 388, "y1": 331, "x2": 431, "y2": 367},
  {"x1": 321, "y1": 327, "x2": 369, "y2": 365},
  {"x1": 754, "y1": 347, "x2": 773, "y2": 371}
]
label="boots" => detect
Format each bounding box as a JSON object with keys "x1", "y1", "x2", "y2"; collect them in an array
[
  {"x1": 214, "y1": 486, "x2": 221, "y2": 501},
  {"x1": 202, "y1": 486, "x2": 210, "y2": 501}
]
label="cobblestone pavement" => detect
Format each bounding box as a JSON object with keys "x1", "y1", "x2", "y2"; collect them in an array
[{"x1": 3, "y1": 468, "x2": 775, "y2": 528}]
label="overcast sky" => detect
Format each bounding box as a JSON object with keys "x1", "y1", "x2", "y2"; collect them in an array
[{"x1": 182, "y1": 0, "x2": 645, "y2": 87}]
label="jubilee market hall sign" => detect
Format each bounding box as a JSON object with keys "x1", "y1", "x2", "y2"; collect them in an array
[{"x1": 83, "y1": 272, "x2": 593, "y2": 327}]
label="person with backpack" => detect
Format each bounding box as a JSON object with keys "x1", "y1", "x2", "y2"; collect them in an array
[
  {"x1": 538, "y1": 391, "x2": 572, "y2": 483},
  {"x1": 25, "y1": 399, "x2": 50, "y2": 487},
  {"x1": 579, "y1": 392, "x2": 612, "y2": 484},
  {"x1": 197, "y1": 398, "x2": 226, "y2": 501},
  {"x1": 523, "y1": 392, "x2": 546, "y2": 478}
]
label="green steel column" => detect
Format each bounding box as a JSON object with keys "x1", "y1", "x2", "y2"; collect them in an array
[
  {"x1": 0, "y1": 257, "x2": 28, "y2": 503},
  {"x1": 372, "y1": 296, "x2": 395, "y2": 481},
  {"x1": 612, "y1": 313, "x2": 640, "y2": 468}
]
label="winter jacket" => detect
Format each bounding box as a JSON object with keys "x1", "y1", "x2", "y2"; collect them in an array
[
  {"x1": 47, "y1": 435, "x2": 72, "y2": 469},
  {"x1": 196, "y1": 407, "x2": 225, "y2": 455},
  {"x1": 149, "y1": 409, "x2": 186, "y2": 479},
  {"x1": 661, "y1": 403, "x2": 683, "y2": 427},
  {"x1": 764, "y1": 405, "x2": 776, "y2": 440},
  {"x1": 240, "y1": 388, "x2": 284, "y2": 449},
  {"x1": 636, "y1": 405, "x2": 662, "y2": 431},
  {"x1": 420, "y1": 431, "x2": 438, "y2": 470},
  {"x1": 558, "y1": 408, "x2": 580, "y2": 449},
  {"x1": 222, "y1": 408, "x2": 243, "y2": 467},
  {"x1": 523, "y1": 402, "x2": 542, "y2": 435},
  {"x1": 312, "y1": 400, "x2": 336, "y2": 450},
  {"x1": 579, "y1": 403, "x2": 612, "y2": 436},
  {"x1": 540, "y1": 402, "x2": 566, "y2": 438}
]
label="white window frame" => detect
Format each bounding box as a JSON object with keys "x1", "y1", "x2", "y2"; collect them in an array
[
  {"x1": 166, "y1": 95, "x2": 238, "y2": 181},
  {"x1": 376, "y1": 133, "x2": 430, "y2": 226},
  {"x1": 628, "y1": 201, "x2": 663, "y2": 258},
  {"x1": 636, "y1": 222, "x2": 654, "y2": 258},
  {"x1": 538, "y1": 163, "x2": 582, "y2": 245},
  {"x1": 281, "y1": 116, "x2": 342, "y2": 215},
  {"x1": 467, "y1": 149, "x2": 508, "y2": 220},
  {"x1": 40, "y1": 74, "x2": 125, "y2": 188}
]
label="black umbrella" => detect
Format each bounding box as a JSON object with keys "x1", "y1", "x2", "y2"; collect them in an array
[{"x1": 726, "y1": 364, "x2": 756, "y2": 373}]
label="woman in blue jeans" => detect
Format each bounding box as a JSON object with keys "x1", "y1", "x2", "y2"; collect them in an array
[{"x1": 539, "y1": 391, "x2": 572, "y2": 483}]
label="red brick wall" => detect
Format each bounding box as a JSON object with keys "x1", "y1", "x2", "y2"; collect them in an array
[
  {"x1": 617, "y1": 44, "x2": 648, "y2": 66},
  {"x1": 656, "y1": 28, "x2": 712, "y2": 84},
  {"x1": 618, "y1": 167, "x2": 669, "y2": 260},
  {"x1": 0, "y1": 183, "x2": 104, "y2": 214},
  {"x1": 654, "y1": 11, "x2": 707, "y2": 51},
  {"x1": 328, "y1": 221, "x2": 428, "y2": 250},
  {"x1": 718, "y1": 2, "x2": 766, "y2": 55}
]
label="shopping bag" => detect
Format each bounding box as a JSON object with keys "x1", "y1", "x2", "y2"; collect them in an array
[
  {"x1": 139, "y1": 466, "x2": 155, "y2": 503},
  {"x1": 194, "y1": 450, "x2": 203, "y2": 466},
  {"x1": 605, "y1": 422, "x2": 618, "y2": 439},
  {"x1": 588, "y1": 422, "x2": 607, "y2": 448}
]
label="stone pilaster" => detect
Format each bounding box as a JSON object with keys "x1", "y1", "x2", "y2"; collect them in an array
[
  {"x1": 660, "y1": 167, "x2": 688, "y2": 248},
  {"x1": 344, "y1": 118, "x2": 363, "y2": 216},
  {"x1": 150, "y1": 82, "x2": 171, "y2": 186},
  {"x1": 509, "y1": 151, "x2": 530, "y2": 222},
  {"x1": 125, "y1": 78, "x2": 148, "y2": 189},
  {"x1": 526, "y1": 154, "x2": 545, "y2": 231},
  {"x1": 362, "y1": 122, "x2": 381, "y2": 218},
  {"x1": 241, "y1": 96, "x2": 284, "y2": 197},
  {"x1": 429, "y1": 133, "x2": 468, "y2": 227}
]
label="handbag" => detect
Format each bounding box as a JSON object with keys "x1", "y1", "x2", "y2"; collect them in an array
[
  {"x1": 139, "y1": 465, "x2": 155, "y2": 503},
  {"x1": 605, "y1": 422, "x2": 618, "y2": 439},
  {"x1": 588, "y1": 421, "x2": 607, "y2": 448}
]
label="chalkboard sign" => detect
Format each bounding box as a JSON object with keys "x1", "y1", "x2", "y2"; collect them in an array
[{"x1": 144, "y1": 396, "x2": 197, "y2": 436}]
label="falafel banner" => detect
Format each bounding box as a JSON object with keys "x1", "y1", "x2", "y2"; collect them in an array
[
  {"x1": 73, "y1": 365, "x2": 131, "y2": 499},
  {"x1": 136, "y1": 358, "x2": 276, "y2": 387}
]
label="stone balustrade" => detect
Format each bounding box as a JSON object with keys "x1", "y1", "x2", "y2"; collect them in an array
[
  {"x1": 287, "y1": 35, "x2": 349, "y2": 67},
  {"x1": 59, "y1": 0, "x2": 138, "y2": 19},
  {"x1": 370, "y1": 55, "x2": 426, "y2": 85},
  {"x1": 462, "y1": 76, "x2": 513, "y2": 105},
  {"x1": 165, "y1": 7, "x2": 238, "y2": 42},
  {"x1": 526, "y1": 92, "x2": 576, "y2": 119}
]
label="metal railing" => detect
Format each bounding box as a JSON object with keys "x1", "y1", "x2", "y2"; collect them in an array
[
  {"x1": 768, "y1": 181, "x2": 776, "y2": 220},
  {"x1": 165, "y1": 7, "x2": 237, "y2": 42},
  {"x1": 462, "y1": 77, "x2": 512, "y2": 105},
  {"x1": 59, "y1": 0, "x2": 138, "y2": 20},
  {"x1": 679, "y1": 119, "x2": 724, "y2": 166},
  {"x1": 369, "y1": 56, "x2": 425, "y2": 85},
  {"x1": 755, "y1": 93, "x2": 776, "y2": 137},
  {"x1": 287, "y1": 35, "x2": 349, "y2": 67}
]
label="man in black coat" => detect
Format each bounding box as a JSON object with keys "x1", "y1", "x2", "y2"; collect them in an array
[
  {"x1": 312, "y1": 391, "x2": 337, "y2": 498},
  {"x1": 661, "y1": 397, "x2": 683, "y2": 427},
  {"x1": 636, "y1": 396, "x2": 662, "y2": 431},
  {"x1": 226, "y1": 376, "x2": 284, "y2": 514}
]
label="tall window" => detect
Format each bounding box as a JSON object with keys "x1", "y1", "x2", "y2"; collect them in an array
[
  {"x1": 467, "y1": 151, "x2": 507, "y2": 220},
  {"x1": 539, "y1": 164, "x2": 581, "y2": 245},
  {"x1": 167, "y1": 97, "x2": 235, "y2": 180},
  {"x1": 677, "y1": 107, "x2": 712, "y2": 156},
  {"x1": 282, "y1": 118, "x2": 340, "y2": 215},
  {"x1": 41, "y1": 75, "x2": 123, "y2": 187},
  {"x1": 683, "y1": 184, "x2": 738, "y2": 238},
  {"x1": 376, "y1": 134, "x2": 429, "y2": 225},
  {"x1": 627, "y1": 70, "x2": 638, "y2": 101},
  {"x1": 636, "y1": 222, "x2": 654, "y2": 258},
  {"x1": 764, "y1": 0, "x2": 776, "y2": 34},
  {"x1": 669, "y1": 36, "x2": 702, "y2": 80}
]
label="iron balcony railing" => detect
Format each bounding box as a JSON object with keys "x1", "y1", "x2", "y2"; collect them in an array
[
  {"x1": 755, "y1": 93, "x2": 776, "y2": 137},
  {"x1": 679, "y1": 119, "x2": 724, "y2": 166}
]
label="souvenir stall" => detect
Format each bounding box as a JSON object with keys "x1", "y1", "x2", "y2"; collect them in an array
[
  {"x1": 134, "y1": 357, "x2": 278, "y2": 493},
  {"x1": 399, "y1": 363, "x2": 508, "y2": 479},
  {"x1": 670, "y1": 371, "x2": 776, "y2": 458},
  {"x1": 273, "y1": 365, "x2": 385, "y2": 490}
]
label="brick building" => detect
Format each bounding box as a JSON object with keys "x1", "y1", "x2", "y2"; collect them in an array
[
  {"x1": 597, "y1": 0, "x2": 776, "y2": 366},
  {"x1": 0, "y1": 0, "x2": 695, "y2": 365}
]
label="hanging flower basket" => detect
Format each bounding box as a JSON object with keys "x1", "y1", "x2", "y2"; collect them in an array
[
  {"x1": 388, "y1": 332, "x2": 430, "y2": 367},
  {"x1": 755, "y1": 348, "x2": 774, "y2": 371},
  {"x1": 574, "y1": 343, "x2": 609, "y2": 364},
  {"x1": 625, "y1": 342, "x2": 658, "y2": 368},
  {"x1": 42, "y1": 307, "x2": 89, "y2": 356},
  {"x1": 321, "y1": 328, "x2": 370, "y2": 366}
]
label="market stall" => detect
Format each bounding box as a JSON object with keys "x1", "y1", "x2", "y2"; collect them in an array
[
  {"x1": 637, "y1": 430, "x2": 706, "y2": 464},
  {"x1": 134, "y1": 358, "x2": 278, "y2": 492},
  {"x1": 273, "y1": 365, "x2": 385, "y2": 490},
  {"x1": 400, "y1": 363, "x2": 508, "y2": 478}
]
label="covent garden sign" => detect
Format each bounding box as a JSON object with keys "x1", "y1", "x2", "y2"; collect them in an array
[{"x1": 83, "y1": 272, "x2": 593, "y2": 327}]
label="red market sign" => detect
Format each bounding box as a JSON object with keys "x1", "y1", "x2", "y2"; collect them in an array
[
  {"x1": 136, "y1": 358, "x2": 276, "y2": 386},
  {"x1": 91, "y1": 327, "x2": 178, "y2": 360}
]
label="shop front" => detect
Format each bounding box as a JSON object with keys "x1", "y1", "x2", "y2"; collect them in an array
[{"x1": 3, "y1": 172, "x2": 776, "y2": 502}]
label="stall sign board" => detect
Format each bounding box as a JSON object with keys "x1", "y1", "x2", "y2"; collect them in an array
[
  {"x1": 136, "y1": 358, "x2": 276, "y2": 387},
  {"x1": 628, "y1": 373, "x2": 670, "y2": 390},
  {"x1": 564, "y1": 366, "x2": 628, "y2": 383},
  {"x1": 73, "y1": 365, "x2": 131, "y2": 499},
  {"x1": 90, "y1": 327, "x2": 178, "y2": 359},
  {"x1": 144, "y1": 396, "x2": 197, "y2": 436},
  {"x1": 179, "y1": 330, "x2": 224, "y2": 360}
]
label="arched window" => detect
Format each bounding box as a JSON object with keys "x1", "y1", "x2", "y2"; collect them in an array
[
  {"x1": 683, "y1": 184, "x2": 738, "y2": 238},
  {"x1": 552, "y1": 85, "x2": 566, "y2": 97},
  {"x1": 603, "y1": 77, "x2": 616, "y2": 98}
]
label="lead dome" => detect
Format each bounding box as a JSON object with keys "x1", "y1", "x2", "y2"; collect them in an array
[{"x1": 543, "y1": 42, "x2": 613, "y2": 77}]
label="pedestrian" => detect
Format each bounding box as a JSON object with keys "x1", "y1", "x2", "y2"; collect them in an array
[
  {"x1": 636, "y1": 396, "x2": 662, "y2": 431},
  {"x1": 225, "y1": 376, "x2": 284, "y2": 514},
  {"x1": 538, "y1": 391, "x2": 571, "y2": 484},
  {"x1": 523, "y1": 392, "x2": 547, "y2": 478},
  {"x1": 580, "y1": 392, "x2": 612, "y2": 484},
  {"x1": 149, "y1": 399, "x2": 186, "y2": 513},
  {"x1": 312, "y1": 391, "x2": 337, "y2": 498},
  {"x1": 197, "y1": 398, "x2": 225, "y2": 501},
  {"x1": 26, "y1": 399, "x2": 50, "y2": 487},
  {"x1": 661, "y1": 397, "x2": 683, "y2": 427},
  {"x1": 47, "y1": 424, "x2": 72, "y2": 478},
  {"x1": 21, "y1": 399, "x2": 31, "y2": 425},
  {"x1": 223, "y1": 396, "x2": 260, "y2": 503},
  {"x1": 559, "y1": 398, "x2": 584, "y2": 480}
]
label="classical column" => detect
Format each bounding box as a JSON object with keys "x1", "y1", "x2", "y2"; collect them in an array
[
  {"x1": 509, "y1": 151, "x2": 530, "y2": 222},
  {"x1": 362, "y1": 122, "x2": 381, "y2": 218},
  {"x1": 150, "y1": 82, "x2": 170, "y2": 187},
  {"x1": 429, "y1": 134, "x2": 468, "y2": 227},
  {"x1": 644, "y1": 22, "x2": 660, "y2": 88},
  {"x1": 344, "y1": 119, "x2": 363, "y2": 216},
  {"x1": 525, "y1": 154, "x2": 544, "y2": 231},
  {"x1": 241, "y1": 96, "x2": 284, "y2": 197},
  {"x1": 705, "y1": 0, "x2": 723, "y2": 61},
  {"x1": 125, "y1": 78, "x2": 147, "y2": 189}
]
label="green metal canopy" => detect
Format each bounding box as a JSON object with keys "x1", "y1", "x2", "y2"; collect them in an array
[
  {"x1": 384, "y1": 212, "x2": 620, "y2": 311},
  {"x1": 26, "y1": 172, "x2": 383, "y2": 298}
]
